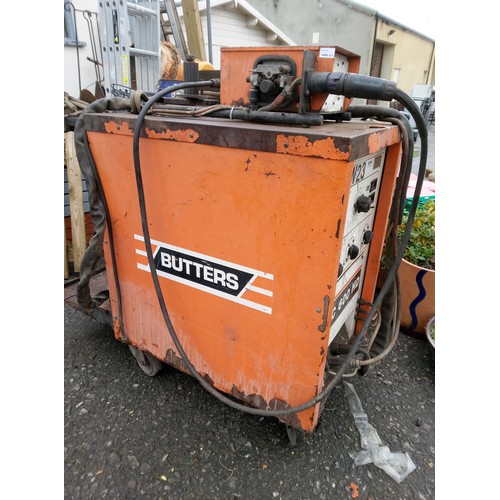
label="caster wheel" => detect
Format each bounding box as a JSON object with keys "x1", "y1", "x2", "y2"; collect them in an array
[{"x1": 129, "y1": 345, "x2": 163, "y2": 376}]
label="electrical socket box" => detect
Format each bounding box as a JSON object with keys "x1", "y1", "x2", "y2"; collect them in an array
[{"x1": 219, "y1": 45, "x2": 360, "y2": 113}]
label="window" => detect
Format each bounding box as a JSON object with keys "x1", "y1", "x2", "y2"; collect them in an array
[{"x1": 64, "y1": 1, "x2": 86, "y2": 47}]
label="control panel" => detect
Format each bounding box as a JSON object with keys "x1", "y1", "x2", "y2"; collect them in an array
[{"x1": 329, "y1": 150, "x2": 386, "y2": 344}]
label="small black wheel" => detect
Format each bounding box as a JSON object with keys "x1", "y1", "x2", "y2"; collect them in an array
[{"x1": 128, "y1": 345, "x2": 163, "y2": 376}]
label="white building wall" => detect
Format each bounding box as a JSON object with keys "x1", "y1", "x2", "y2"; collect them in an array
[
  {"x1": 197, "y1": 6, "x2": 289, "y2": 69},
  {"x1": 64, "y1": 0, "x2": 101, "y2": 97}
]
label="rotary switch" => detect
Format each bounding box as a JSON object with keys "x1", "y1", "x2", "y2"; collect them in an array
[
  {"x1": 348, "y1": 244, "x2": 359, "y2": 260},
  {"x1": 363, "y1": 230, "x2": 373, "y2": 244},
  {"x1": 355, "y1": 194, "x2": 372, "y2": 213}
]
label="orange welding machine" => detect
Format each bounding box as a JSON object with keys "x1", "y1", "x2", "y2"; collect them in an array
[{"x1": 69, "y1": 46, "x2": 428, "y2": 443}]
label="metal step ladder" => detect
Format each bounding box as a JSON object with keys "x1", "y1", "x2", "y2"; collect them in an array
[
  {"x1": 160, "y1": 0, "x2": 189, "y2": 61},
  {"x1": 99, "y1": 0, "x2": 162, "y2": 96}
]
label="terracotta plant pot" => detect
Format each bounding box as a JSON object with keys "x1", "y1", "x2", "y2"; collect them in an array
[{"x1": 398, "y1": 258, "x2": 435, "y2": 334}]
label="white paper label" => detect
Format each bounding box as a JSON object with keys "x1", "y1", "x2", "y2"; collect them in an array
[{"x1": 319, "y1": 47, "x2": 336, "y2": 58}]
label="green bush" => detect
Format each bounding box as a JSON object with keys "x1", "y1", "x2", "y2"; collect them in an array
[{"x1": 399, "y1": 200, "x2": 435, "y2": 270}]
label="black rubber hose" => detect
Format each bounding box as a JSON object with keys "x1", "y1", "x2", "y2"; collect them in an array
[
  {"x1": 393, "y1": 89, "x2": 428, "y2": 235},
  {"x1": 132, "y1": 81, "x2": 427, "y2": 417},
  {"x1": 154, "y1": 103, "x2": 323, "y2": 126}
]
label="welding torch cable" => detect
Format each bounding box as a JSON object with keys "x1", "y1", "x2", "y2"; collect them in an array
[
  {"x1": 153, "y1": 103, "x2": 235, "y2": 117},
  {"x1": 364, "y1": 217, "x2": 401, "y2": 361},
  {"x1": 354, "y1": 101, "x2": 429, "y2": 367},
  {"x1": 132, "y1": 80, "x2": 428, "y2": 417},
  {"x1": 358, "y1": 277, "x2": 401, "y2": 367},
  {"x1": 354, "y1": 87, "x2": 430, "y2": 367},
  {"x1": 365, "y1": 310, "x2": 383, "y2": 354}
]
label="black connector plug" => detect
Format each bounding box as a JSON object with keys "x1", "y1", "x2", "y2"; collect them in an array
[{"x1": 307, "y1": 71, "x2": 397, "y2": 101}]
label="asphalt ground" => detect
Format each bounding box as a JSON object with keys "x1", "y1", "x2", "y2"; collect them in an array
[{"x1": 64, "y1": 304, "x2": 435, "y2": 500}]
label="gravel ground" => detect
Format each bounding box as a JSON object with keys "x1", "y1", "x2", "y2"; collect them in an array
[{"x1": 64, "y1": 305, "x2": 435, "y2": 499}]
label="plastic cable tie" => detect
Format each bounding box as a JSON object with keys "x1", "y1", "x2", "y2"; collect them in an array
[{"x1": 230, "y1": 106, "x2": 235, "y2": 120}]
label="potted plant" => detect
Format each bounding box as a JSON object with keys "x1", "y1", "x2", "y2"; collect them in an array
[{"x1": 397, "y1": 199, "x2": 435, "y2": 334}]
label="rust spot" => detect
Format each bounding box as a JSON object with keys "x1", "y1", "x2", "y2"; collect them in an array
[
  {"x1": 269, "y1": 399, "x2": 302, "y2": 429},
  {"x1": 264, "y1": 171, "x2": 276, "y2": 176},
  {"x1": 164, "y1": 348, "x2": 190, "y2": 375},
  {"x1": 335, "y1": 219, "x2": 341, "y2": 239},
  {"x1": 276, "y1": 134, "x2": 351, "y2": 160},
  {"x1": 224, "y1": 327, "x2": 239, "y2": 342},
  {"x1": 318, "y1": 295, "x2": 331, "y2": 332},
  {"x1": 230, "y1": 386, "x2": 303, "y2": 430},
  {"x1": 231, "y1": 386, "x2": 266, "y2": 410},
  {"x1": 145, "y1": 127, "x2": 200, "y2": 143},
  {"x1": 245, "y1": 158, "x2": 251, "y2": 171},
  {"x1": 368, "y1": 127, "x2": 400, "y2": 153},
  {"x1": 104, "y1": 120, "x2": 134, "y2": 135}
]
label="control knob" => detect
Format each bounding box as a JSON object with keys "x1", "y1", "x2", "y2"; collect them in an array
[
  {"x1": 363, "y1": 230, "x2": 373, "y2": 244},
  {"x1": 355, "y1": 194, "x2": 372, "y2": 213},
  {"x1": 348, "y1": 244, "x2": 360, "y2": 260}
]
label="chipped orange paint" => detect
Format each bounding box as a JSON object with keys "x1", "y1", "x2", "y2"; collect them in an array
[
  {"x1": 276, "y1": 134, "x2": 351, "y2": 160},
  {"x1": 367, "y1": 127, "x2": 400, "y2": 154},
  {"x1": 102, "y1": 121, "x2": 200, "y2": 144},
  {"x1": 104, "y1": 120, "x2": 134, "y2": 136},
  {"x1": 145, "y1": 127, "x2": 199, "y2": 143}
]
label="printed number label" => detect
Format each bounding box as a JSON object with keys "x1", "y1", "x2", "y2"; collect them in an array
[{"x1": 352, "y1": 161, "x2": 366, "y2": 185}]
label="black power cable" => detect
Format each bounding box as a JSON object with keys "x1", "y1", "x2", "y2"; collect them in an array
[{"x1": 132, "y1": 79, "x2": 428, "y2": 417}]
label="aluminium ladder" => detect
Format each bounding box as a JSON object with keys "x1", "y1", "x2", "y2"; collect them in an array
[
  {"x1": 98, "y1": 0, "x2": 191, "y2": 97},
  {"x1": 99, "y1": 0, "x2": 162, "y2": 96},
  {"x1": 160, "y1": 0, "x2": 189, "y2": 61}
]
